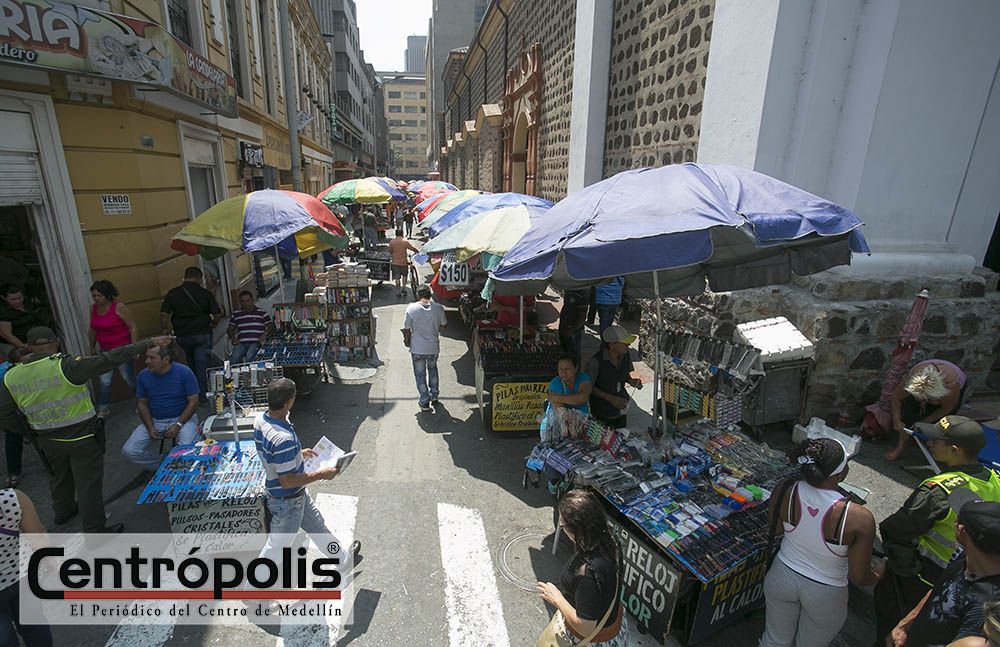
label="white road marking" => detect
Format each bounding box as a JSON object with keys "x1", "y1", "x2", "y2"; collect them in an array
[
  {"x1": 437, "y1": 503, "x2": 511, "y2": 647},
  {"x1": 277, "y1": 493, "x2": 359, "y2": 647}
]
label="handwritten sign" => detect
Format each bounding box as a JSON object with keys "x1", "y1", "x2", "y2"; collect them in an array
[
  {"x1": 489, "y1": 379, "x2": 548, "y2": 432},
  {"x1": 101, "y1": 194, "x2": 131, "y2": 215},
  {"x1": 168, "y1": 497, "x2": 265, "y2": 535},
  {"x1": 689, "y1": 548, "x2": 768, "y2": 644},
  {"x1": 605, "y1": 515, "x2": 682, "y2": 644}
]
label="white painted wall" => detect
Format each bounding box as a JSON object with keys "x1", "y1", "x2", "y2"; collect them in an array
[
  {"x1": 698, "y1": 0, "x2": 1000, "y2": 270},
  {"x1": 567, "y1": 0, "x2": 613, "y2": 193}
]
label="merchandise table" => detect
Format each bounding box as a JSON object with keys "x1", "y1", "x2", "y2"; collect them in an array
[
  {"x1": 472, "y1": 323, "x2": 562, "y2": 432},
  {"x1": 526, "y1": 418, "x2": 795, "y2": 644},
  {"x1": 137, "y1": 440, "x2": 267, "y2": 535},
  {"x1": 261, "y1": 302, "x2": 328, "y2": 394}
]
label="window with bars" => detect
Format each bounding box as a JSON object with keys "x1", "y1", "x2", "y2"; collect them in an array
[{"x1": 167, "y1": 0, "x2": 193, "y2": 46}]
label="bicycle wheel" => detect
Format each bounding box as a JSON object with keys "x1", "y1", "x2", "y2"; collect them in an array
[{"x1": 409, "y1": 265, "x2": 418, "y2": 301}]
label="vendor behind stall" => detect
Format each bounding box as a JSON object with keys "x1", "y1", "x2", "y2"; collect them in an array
[
  {"x1": 547, "y1": 353, "x2": 592, "y2": 415},
  {"x1": 585, "y1": 325, "x2": 642, "y2": 429},
  {"x1": 886, "y1": 359, "x2": 968, "y2": 461},
  {"x1": 491, "y1": 294, "x2": 535, "y2": 328}
]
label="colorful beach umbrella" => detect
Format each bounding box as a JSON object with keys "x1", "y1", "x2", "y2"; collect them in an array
[
  {"x1": 364, "y1": 177, "x2": 407, "y2": 202},
  {"x1": 318, "y1": 178, "x2": 395, "y2": 205},
  {"x1": 425, "y1": 192, "x2": 554, "y2": 238},
  {"x1": 171, "y1": 190, "x2": 347, "y2": 259},
  {"x1": 418, "y1": 190, "x2": 487, "y2": 225},
  {"x1": 415, "y1": 204, "x2": 549, "y2": 263},
  {"x1": 415, "y1": 186, "x2": 453, "y2": 203}
]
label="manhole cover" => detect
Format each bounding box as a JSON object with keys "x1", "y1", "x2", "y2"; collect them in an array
[{"x1": 496, "y1": 532, "x2": 573, "y2": 592}]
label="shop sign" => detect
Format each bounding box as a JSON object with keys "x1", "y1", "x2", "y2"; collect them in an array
[
  {"x1": 167, "y1": 497, "x2": 265, "y2": 535},
  {"x1": 688, "y1": 548, "x2": 768, "y2": 644},
  {"x1": 439, "y1": 252, "x2": 483, "y2": 288},
  {"x1": 239, "y1": 141, "x2": 264, "y2": 168},
  {"x1": 488, "y1": 378, "x2": 548, "y2": 432},
  {"x1": 100, "y1": 193, "x2": 131, "y2": 215},
  {"x1": 0, "y1": 0, "x2": 237, "y2": 117},
  {"x1": 605, "y1": 516, "x2": 682, "y2": 645}
]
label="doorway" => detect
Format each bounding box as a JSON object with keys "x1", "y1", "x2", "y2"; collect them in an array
[
  {"x1": 0, "y1": 205, "x2": 56, "y2": 334},
  {"x1": 511, "y1": 113, "x2": 528, "y2": 194},
  {"x1": 187, "y1": 165, "x2": 231, "y2": 317}
]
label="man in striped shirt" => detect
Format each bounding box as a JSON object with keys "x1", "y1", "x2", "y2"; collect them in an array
[
  {"x1": 254, "y1": 378, "x2": 361, "y2": 567},
  {"x1": 228, "y1": 291, "x2": 269, "y2": 364}
]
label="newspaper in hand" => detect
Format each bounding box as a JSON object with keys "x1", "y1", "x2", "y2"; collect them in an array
[{"x1": 303, "y1": 436, "x2": 357, "y2": 475}]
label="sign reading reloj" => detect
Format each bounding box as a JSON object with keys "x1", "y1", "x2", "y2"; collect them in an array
[{"x1": 0, "y1": 0, "x2": 238, "y2": 116}]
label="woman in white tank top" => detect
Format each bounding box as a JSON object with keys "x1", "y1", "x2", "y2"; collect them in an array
[{"x1": 759, "y1": 439, "x2": 885, "y2": 647}]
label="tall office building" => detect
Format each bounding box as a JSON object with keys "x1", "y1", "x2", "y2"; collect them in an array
[
  {"x1": 425, "y1": 0, "x2": 488, "y2": 170},
  {"x1": 380, "y1": 72, "x2": 429, "y2": 181},
  {"x1": 405, "y1": 35, "x2": 427, "y2": 74}
]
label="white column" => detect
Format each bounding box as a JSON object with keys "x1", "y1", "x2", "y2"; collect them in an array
[{"x1": 567, "y1": 0, "x2": 613, "y2": 193}]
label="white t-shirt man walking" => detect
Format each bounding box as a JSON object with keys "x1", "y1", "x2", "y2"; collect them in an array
[{"x1": 402, "y1": 286, "x2": 447, "y2": 412}]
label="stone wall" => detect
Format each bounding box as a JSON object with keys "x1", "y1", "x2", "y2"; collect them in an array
[
  {"x1": 477, "y1": 121, "x2": 503, "y2": 192},
  {"x1": 641, "y1": 272, "x2": 1000, "y2": 423},
  {"x1": 604, "y1": 0, "x2": 714, "y2": 177}
]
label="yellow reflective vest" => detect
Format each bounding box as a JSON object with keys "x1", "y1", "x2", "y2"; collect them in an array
[
  {"x1": 917, "y1": 468, "x2": 1000, "y2": 577},
  {"x1": 3, "y1": 355, "x2": 95, "y2": 431}
]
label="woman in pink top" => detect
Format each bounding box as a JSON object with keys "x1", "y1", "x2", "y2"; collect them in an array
[
  {"x1": 88, "y1": 280, "x2": 138, "y2": 417},
  {"x1": 887, "y1": 359, "x2": 968, "y2": 461}
]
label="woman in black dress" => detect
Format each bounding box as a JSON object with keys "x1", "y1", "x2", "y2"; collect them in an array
[{"x1": 537, "y1": 489, "x2": 627, "y2": 646}]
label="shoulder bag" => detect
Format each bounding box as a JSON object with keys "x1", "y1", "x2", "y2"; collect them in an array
[{"x1": 536, "y1": 584, "x2": 618, "y2": 647}]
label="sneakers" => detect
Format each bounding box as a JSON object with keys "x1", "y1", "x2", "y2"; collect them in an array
[
  {"x1": 430, "y1": 399, "x2": 441, "y2": 408},
  {"x1": 419, "y1": 403, "x2": 432, "y2": 412}
]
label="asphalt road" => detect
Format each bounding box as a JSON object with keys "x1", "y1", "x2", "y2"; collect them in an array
[{"x1": 4, "y1": 271, "x2": 928, "y2": 647}]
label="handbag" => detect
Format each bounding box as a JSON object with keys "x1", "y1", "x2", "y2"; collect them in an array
[{"x1": 536, "y1": 588, "x2": 617, "y2": 647}]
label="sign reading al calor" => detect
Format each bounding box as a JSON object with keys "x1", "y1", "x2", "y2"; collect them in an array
[{"x1": 0, "y1": 0, "x2": 237, "y2": 117}]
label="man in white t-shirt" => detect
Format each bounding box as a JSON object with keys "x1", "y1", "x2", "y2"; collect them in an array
[{"x1": 402, "y1": 286, "x2": 447, "y2": 412}]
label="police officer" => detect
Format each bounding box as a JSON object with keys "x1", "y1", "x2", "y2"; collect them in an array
[
  {"x1": 874, "y1": 415, "x2": 1000, "y2": 643},
  {"x1": 0, "y1": 326, "x2": 172, "y2": 536}
]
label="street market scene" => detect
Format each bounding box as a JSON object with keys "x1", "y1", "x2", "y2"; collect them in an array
[{"x1": 1, "y1": 0, "x2": 999, "y2": 646}]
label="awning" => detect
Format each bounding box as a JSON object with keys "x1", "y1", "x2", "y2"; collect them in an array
[{"x1": 0, "y1": 0, "x2": 237, "y2": 117}]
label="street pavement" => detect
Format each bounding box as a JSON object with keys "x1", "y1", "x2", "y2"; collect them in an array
[{"x1": 4, "y1": 266, "x2": 930, "y2": 647}]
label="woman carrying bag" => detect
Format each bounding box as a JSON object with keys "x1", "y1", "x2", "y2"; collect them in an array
[
  {"x1": 537, "y1": 489, "x2": 627, "y2": 646},
  {"x1": 760, "y1": 438, "x2": 885, "y2": 647}
]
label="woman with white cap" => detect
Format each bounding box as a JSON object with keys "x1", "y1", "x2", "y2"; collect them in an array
[{"x1": 760, "y1": 438, "x2": 885, "y2": 647}]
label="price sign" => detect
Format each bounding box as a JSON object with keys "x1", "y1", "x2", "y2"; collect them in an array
[{"x1": 439, "y1": 252, "x2": 471, "y2": 287}]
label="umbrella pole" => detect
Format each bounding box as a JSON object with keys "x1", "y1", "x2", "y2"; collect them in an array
[
  {"x1": 652, "y1": 272, "x2": 666, "y2": 438},
  {"x1": 519, "y1": 296, "x2": 524, "y2": 343}
]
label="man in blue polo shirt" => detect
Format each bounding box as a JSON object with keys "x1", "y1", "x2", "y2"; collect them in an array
[
  {"x1": 122, "y1": 344, "x2": 201, "y2": 470},
  {"x1": 254, "y1": 378, "x2": 360, "y2": 563}
]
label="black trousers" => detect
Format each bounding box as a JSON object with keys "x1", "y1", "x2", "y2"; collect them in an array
[
  {"x1": 37, "y1": 433, "x2": 107, "y2": 533},
  {"x1": 873, "y1": 570, "x2": 933, "y2": 643}
]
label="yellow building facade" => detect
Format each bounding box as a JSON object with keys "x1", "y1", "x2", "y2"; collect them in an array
[{"x1": 0, "y1": 0, "x2": 335, "y2": 356}]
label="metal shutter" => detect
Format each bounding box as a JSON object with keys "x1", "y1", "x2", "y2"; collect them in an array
[{"x1": 0, "y1": 153, "x2": 43, "y2": 206}]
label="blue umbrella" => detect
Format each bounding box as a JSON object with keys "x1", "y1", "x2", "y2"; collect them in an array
[
  {"x1": 425, "y1": 192, "x2": 554, "y2": 238},
  {"x1": 490, "y1": 163, "x2": 869, "y2": 297},
  {"x1": 364, "y1": 177, "x2": 407, "y2": 202}
]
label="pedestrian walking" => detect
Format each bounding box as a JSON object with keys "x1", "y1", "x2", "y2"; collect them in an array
[
  {"x1": 122, "y1": 344, "x2": 201, "y2": 470},
  {"x1": 888, "y1": 488, "x2": 1000, "y2": 647},
  {"x1": 388, "y1": 229, "x2": 420, "y2": 297},
  {"x1": 0, "y1": 488, "x2": 51, "y2": 646},
  {"x1": 403, "y1": 198, "x2": 415, "y2": 237},
  {"x1": 0, "y1": 326, "x2": 171, "y2": 535},
  {"x1": 160, "y1": 266, "x2": 222, "y2": 403},
  {"x1": 536, "y1": 489, "x2": 627, "y2": 646},
  {"x1": 876, "y1": 416, "x2": 999, "y2": 643},
  {"x1": 227, "y1": 291, "x2": 269, "y2": 364},
  {"x1": 759, "y1": 438, "x2": 883, "y2": 647},
  {"x1": 254, "y1": 378, "x2": 360, "y2": 573},
  {"x1": 402, "y1": 286, "x2": 447, "y2": 412},
  {"x1": 88, "y1": 280, "x2": 139, "y2": 418},
  {"x1": 593, "y1": 276, "x2": 625, "y2": 336}
]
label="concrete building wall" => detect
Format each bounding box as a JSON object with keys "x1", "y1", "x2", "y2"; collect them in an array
[
  {"x1": 406, "y1": 35, "x2": 428, "y2": 74},
  {"x1": 382, "y1": 74, "x2": 430, "y2": 180}
]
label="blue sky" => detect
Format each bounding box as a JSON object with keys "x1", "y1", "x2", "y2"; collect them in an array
[{"x1": 356, "y1": 0, "x2": 432, "y2": 72}]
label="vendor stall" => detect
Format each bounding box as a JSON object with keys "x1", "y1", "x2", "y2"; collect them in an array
[
  {"x1": 526, "y1": 417, "x2": 797, "y2": 644},
  {"x1": 473, "y1": 324, "x2": 562, "y2": 432},
  {"x1": 259, "y1": 303, "x2": 328, "y2": 394}
]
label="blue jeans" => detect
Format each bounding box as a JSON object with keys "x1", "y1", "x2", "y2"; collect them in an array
[
  {"x1": 0, "y1": 583, "x2": 51, "y2": 647},
  {"x1": 411, "y1": 353, "x2": 439, "y2": 406},
  {"x1": 259, "y1": 491, "x2": 344, "y2": 564},
  {"x1": 175, "y1": 333, "x2": 211, "y2": 399},
  {"x1": 229, "y1": 341, "x2": 260, "y2": 365},
  {"x1": 96, "y1": 360, "x2": 137, "y2": 413},
  {"x1": 596, "y1": 303, "x2": 620, "y2": 337}
]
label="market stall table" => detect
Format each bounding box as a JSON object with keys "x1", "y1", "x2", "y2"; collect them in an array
[{"x1": 260, "y1": 302, "x2": 328, "y2": 394}]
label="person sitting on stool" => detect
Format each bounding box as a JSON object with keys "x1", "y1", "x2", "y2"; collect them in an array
[{"x1": 122, "y1": 344, "x2": 201, "y2": 470}]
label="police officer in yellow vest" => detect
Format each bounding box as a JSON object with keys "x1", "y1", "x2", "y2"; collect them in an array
[
  {"x1": 874, "y1": 415, "x2": 999, "y2": 643},
  {"x1": 0, "y1": 326, "x2": 172, "y2": 535}
]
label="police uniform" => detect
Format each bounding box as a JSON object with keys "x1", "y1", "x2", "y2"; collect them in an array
[
  {"x1": 0, "y1": 330, "x2": 154, "y2": 533},
  {"x1": 874, "y1": 416, "x2": 999, "y2": 642}
]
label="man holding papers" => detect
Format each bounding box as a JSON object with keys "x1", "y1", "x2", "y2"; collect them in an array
[{"x1": 254, "y1": 378, "x2": 361, "y2": 562}]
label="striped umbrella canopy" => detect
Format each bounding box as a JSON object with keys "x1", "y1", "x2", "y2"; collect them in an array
[
  {"x1": 409, "y1": 180, "x2": 456, "y2": 194},
  {"x1": 418, "y1": 190, "x2": 487, "y2": 224},
  {"x1": 318, "y1": 178, "x2": 394, "y2": 205},
  {"x1": 863, "y1": 289, "x2": 931, "y2": 437},
  {"x1": 425, "y1": 192, "x2": 554, "y2": 238},
  {"x1": 415, "y1": 185, "x2": 455, "y2": 203},
  {"x1": 415, "y1": 204, "x2": 549, "y2": 263},
  {"x1": 363, "y1": 176, "x2": 407, "y2": 202},
  {"x1": 171, "y1": 189, "x2": 347, "y2": 259}
]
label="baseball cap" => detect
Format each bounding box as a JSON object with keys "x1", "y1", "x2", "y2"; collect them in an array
[
  {"x1": 948, "y1": 488, "x2": 1000, "y2": 553},
  {"x1": 916, "y1": 415, "x2": 986, "y2": 453},
  {"x1": 602, "y1": 325, "x2": 637, "y2": 346},
  {"x1": 26, "y1": 326, "x2": 57, "y2": 345}
]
